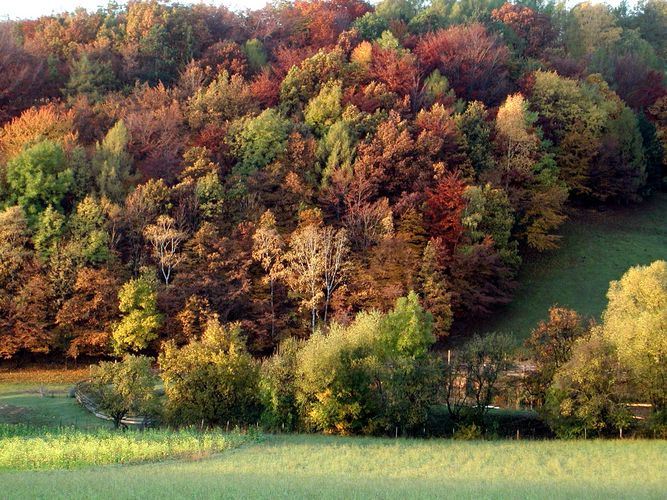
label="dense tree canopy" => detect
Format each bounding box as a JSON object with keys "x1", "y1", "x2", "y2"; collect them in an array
[{"x1": 0, "y1": 0, "x2": 665, "y2": 362}]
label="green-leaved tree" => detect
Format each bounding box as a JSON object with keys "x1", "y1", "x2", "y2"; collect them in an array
[
  {"x1": 159, "y1": 317, "x2": 262, "y2": 427},
  {"x1": 112, "y1": 271, "x2": 162, "y2": 354},
  {"x1": 602, "y1": 260, "x2": 667, "y2": 412},
  {"x1": 92, "y1": 121, "x2": 133, "y2": 203},
  {"x1": 89, "y1": 355, "x2": 160, "y2": 429},
  {"x1": 5, "y1": 140, "x2": 73, "y2": 223}
]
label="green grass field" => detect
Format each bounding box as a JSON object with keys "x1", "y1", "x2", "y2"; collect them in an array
[
  {"x1": 1, "y1": 434, "x2": 666, "y2": 499},
  {"x1": 0, "y1": 368, "x2": 104, "y2": 429},
  {"x1": 0, "y1": 424, "x2": 257, "y2": 470},
  {"x1": 472, "y1": 193, "x2": 667, "y2": 342}
]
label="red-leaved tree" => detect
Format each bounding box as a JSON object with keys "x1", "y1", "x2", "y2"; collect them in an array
[
  {"x1": 415, "y1": 24, "x2": 511, "y2": 105},
  {"x1": 424, "y1": 173, "x2": 466, "y2": 255}
]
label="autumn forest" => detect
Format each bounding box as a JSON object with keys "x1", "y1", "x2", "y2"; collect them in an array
[{"x1": 0, "y1": 0, "x2": 664, "y2": 363}]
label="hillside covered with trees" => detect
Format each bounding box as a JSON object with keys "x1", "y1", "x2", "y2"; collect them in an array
[
  {"x1": 0, "y1": 0, "x2": 667, "y2": 443},
  {"x1": 1, "y1": 0, "x2": 666, "y2": 361}
]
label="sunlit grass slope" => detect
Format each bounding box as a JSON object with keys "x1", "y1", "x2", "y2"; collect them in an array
[
  {"x1": 2, "y1": 434, "x2": 666, "y2": 499},
  {"x1": 474, "y1": 193, "x2": 667, "y2": 342}
]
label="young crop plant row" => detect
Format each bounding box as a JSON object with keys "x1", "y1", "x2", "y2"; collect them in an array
[{"x1": 0, "y1": 424, "x2": 260, "y2": 470}]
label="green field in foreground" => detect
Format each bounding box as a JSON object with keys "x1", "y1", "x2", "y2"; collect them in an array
[
  {"x1": 1, "y1": 434, "x2": 666, "y2": 499},
  {"x1": 472, "y1": 193, "x2": 667, "y2": 342}
]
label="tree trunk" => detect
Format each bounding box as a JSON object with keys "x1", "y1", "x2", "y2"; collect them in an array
[
  {"x1": 311, "y1": 306, "x2": 316, "y2": 334},
  {"x1": 270, "y1": 279, "x2": 275, "y2": 341},
  {"x1": 323, "y1": 291, "x2": 330, "y2": 324}
]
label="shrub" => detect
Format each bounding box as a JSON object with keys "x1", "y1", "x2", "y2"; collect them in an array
[
  {"x1": 444, "y1": 332, "x2": 514, "y2": 427},
  {"x1": 542, "y1": 331, "x2": 632, "y2": 438},
  {"x1": 260, "y1": 337, "x2": 301, "y2": 432},
  {"x1": 453, "y1": 423, "x2": 483, "y2": 440},
  {"x1": 88, "y1": 355, "x2": 160, "y2": 429},
  {"x1": 293, "y1": 294, "x2": 444, "y2": 436},
  {"x1": 159, "y1": 317, "x2": 262, "y2": 427},
  {"x1": 524, "y1": 306, "x2": 589, "y2": 406},
  {"x1": 642, "y1": 411, "x2": 667, "y2": 439},
  {"x1": 295, "y1": 311, "x2": 380, "y2": 434}
]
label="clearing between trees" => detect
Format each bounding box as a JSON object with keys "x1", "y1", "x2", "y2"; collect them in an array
[{"x1": 472, "y1": 192, "x2": 667, "y2": 342}]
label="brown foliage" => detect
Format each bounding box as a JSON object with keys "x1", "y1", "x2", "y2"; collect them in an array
[
  {"x1": 648, "y1": 96, "x2": 667, "y2": 164},
  {"x1": 424, "y1": 173, "x2": 466, "y2": 255},
  {"x1": 0, "y1": 24, "x2": 47, "y2": 122},
  {"x1": 249, "y1": 68, "x2": 281, "y2": 108},
  {"x1": 175, "y1": 222, "x2": 253, "y2": 322},
  {"x1": 0, "y1": 103, "x2": 77, "y2": 164},
  {"x1": 492, "y1": 3, "x2": 556, "y2": 57},
  {"x1": 344, "y1": 81, "x2": 404, "y2": 114},
  {"x1": 354, "y1": 237, "x2": 419, "y2": 312},
  {"x1": 415, "y1": 104, "x2": 472, "y2": 176},
  {"x1": 415, "y1": 24, "x2": 511, "y2": 105},
  {"x1": 353, "y1": 111, "x2": 429, "y2": 201},
  {"x1": 448, "y1": 238, "x2": 516, "y2": 318},
  {"x1": 200, "y1": 40, "x2": 249, "y2": 76},
  {"x1": 368, "y1": 45, "x2": 418, "y2": 96},
  {"x1": 0, "y1": 273, "x2": 54, "y2": 359},
  {"x1": 106, "y1": 84, "x2": 186, "y2": 182},
  {"x1": 611, "y1": 54, "x2": 666, "y2": 111},
  {"x1": 295, "y1": 0, "x2": 370, "y2": 49},
  {"x1": 56, "y1": 267, "x2": 121, "y2": 359},
  {"x1": 524, "y1": 306, "x2": 589, "y2": 404},
  {"x1": 192, "y1": 123, "x2": 232, "y2": 170}
]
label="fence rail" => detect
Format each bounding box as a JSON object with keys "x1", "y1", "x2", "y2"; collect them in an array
[{"x1": 73, "y1": 382, "x2": 153, "y2": 427}]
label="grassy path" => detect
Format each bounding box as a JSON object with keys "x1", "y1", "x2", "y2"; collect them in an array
[{"x1": 2, "y1": 435, "x2": 666, "y2": 499}]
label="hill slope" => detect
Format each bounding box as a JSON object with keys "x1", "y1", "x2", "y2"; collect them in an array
[{"x1": 472, "y1": 193, "x2": 667, "y2": 342}]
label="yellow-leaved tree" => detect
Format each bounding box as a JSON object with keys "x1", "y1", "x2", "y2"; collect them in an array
[
  {"x1": 495, "y1": 93, "x2": 568, "y2": 251},
  {"x1": 602, "y1": 260, "x2": 667, "y2": 412},
  {"x1": 112, "y1": 271, "x2": 163, "y2": 354}
]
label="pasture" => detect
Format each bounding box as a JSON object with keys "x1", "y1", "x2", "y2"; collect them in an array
[
  {"x1": 472, "y1": 193, "x2": 667, "y2": 342},
  {"x1": 1, "y1": 364, "x2": 666, "y2": 499},
  {"x1": 0, "y1": 367, "x2": 102, "y2": 428}
]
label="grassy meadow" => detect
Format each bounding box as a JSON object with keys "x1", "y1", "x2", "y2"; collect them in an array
[
  {"x1": 472, "y1": 193, "x2": 667, "y2": 342},
  {"x1": 0, "y1": 424, "x2": 258, "y2": 470},
  {"x1": 1, "y1": 376, "x2": 665, "y2": 499},
  {"x1": 0, "y1": 367, "x2": 103, "y2": 428},
  {"x1": 1, "y1": 434, "x2": 666, "y2": 499}
]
